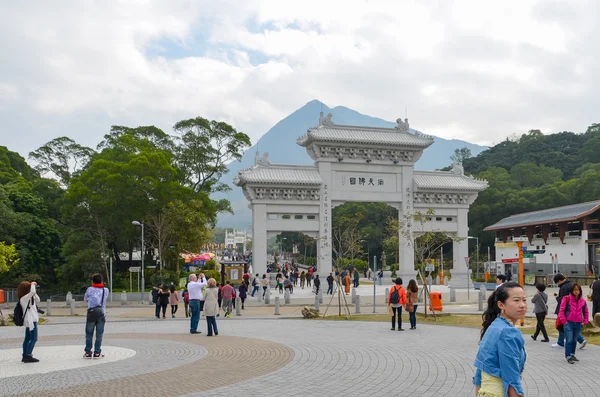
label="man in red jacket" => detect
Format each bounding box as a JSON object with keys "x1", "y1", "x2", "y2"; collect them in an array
[{"x1": 221, "y1": 281, "x2": 235, "y2": 318}]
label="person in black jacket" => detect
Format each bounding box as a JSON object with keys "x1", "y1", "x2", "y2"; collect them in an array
[
  {"x1": 152, "y1": 283, "x2": 162, "y2": 319},
  {"x1": 314, "y1": 275, "x2": 321, "y2": 295},
  {"x1": 326, "y1": 273, "x2": 334, "y2": 295},
  {"x1": 591, "y1": 275, "x2": 600, "y2": 319},
  {"x1": 552, "y1": 274, "x2": 586, "y2": 348}
]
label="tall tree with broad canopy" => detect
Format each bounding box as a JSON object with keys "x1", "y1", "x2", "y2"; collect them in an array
[
  {"x1": 29, "y1": 137, "x2": 95, "y2": 186},
  {"x1": 174, "y1": 117, "x2": 251, "y2": 211}
]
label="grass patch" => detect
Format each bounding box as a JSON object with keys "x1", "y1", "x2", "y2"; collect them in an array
[{"x1": 0, "y1": 316, "x2": 48, "y2": 327}]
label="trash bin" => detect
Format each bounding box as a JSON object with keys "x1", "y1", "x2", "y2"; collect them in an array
[
  {"x1": 0, "y1": 289, "x2": 4, "y2": 304},
  {"x1": 429, "y1": 291, "x2": 442, "y2": 312}
]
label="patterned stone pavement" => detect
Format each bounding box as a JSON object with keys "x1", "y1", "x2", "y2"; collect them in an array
[{"x1": 1, "y1": 317, "x2": 600, "y2": 396}]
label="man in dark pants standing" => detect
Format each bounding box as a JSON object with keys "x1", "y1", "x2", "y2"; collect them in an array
[
  {"x1": 314, "y1": 275, "x2": 321, "y2": 295},
  {"x1": 326, "y1": 273, "x2": 334, "y2": 295},
  {"x1": 591, "y1": 275, "x2": 600, "y2": 320}
]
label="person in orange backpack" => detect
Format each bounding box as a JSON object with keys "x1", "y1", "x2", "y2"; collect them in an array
[{"x1": 388, "y1": 277, "x2": 408, "y2": 331}]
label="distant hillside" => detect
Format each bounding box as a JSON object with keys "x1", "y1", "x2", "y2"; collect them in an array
[{"x1": 217, "y1": 100, "x2": 488, "y2": 229}]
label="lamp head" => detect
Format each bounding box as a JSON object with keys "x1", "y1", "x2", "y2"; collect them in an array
[{"x1": 132, "y1": 221, "x2": 141, "y2": 226}]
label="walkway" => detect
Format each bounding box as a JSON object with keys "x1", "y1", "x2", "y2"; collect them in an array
[{"x1": 1, "y1": 315, "x2": 599, "y2": 396}]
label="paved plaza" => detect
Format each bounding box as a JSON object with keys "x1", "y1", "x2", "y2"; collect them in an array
[{"x1": 1, "y1": 310, "x2": 600, "y2": 396}]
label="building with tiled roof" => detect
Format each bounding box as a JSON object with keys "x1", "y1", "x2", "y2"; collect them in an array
[{"x1": 484, "y1": 200, "x2": 600, "y2": 277}]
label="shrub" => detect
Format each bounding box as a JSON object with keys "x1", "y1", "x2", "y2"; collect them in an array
[{"x1": 204, "y1": 259, "x2": 217, "y2": 271}]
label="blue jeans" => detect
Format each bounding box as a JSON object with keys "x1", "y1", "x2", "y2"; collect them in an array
[
  {"x1": 189, "y1": 300, "x2": 200, "y2": 332},
  {"x1": 409, "y1": 305, "x2": 418, "y2": 328},
  {"x1": 327, "y1": 284, "x2": 333, "y2": 295},
  {"x1": 557, "y1": 327, "x2": 585, "y2": 346},
  {"x1": 85, "y1": 317, "x2": 106, "y2": 353},
  {"x1": 155, "y1": 303, "x2": 161, "y2": 318},
  {"x1": 206, "y1": 316, "x2": 218, "y2": 336},
  {"x1": 251, "y1": 286, "x2": 259, "y2": 296},
  {"x1": 23, "y1": 322, "x2": 38, "y2": 355},
  {"x1": 565, "y1": 321, "x2": 583, "y2": 358}
]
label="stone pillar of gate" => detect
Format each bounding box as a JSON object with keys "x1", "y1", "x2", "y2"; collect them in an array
[
  {"x1": 450, "y1": 208, "x2": 470, "y2": 288},
  {"x1": 317, "y1": 162, "x2": 332, "y2": 276},
  {"x1": 252, "y1": 203, "x2": 267, "y2": 277},
  {"x1": 398, "y1": 167, "x2": 416, "y2": 282}
]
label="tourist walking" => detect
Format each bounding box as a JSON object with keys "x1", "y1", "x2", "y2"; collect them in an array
[
  {"x1": 277, "y1": 274, "x2": 284, "y2": 294},
  {"x1": 251, "y1": 273, "x2": 260, "y2": 297},
  {"x1": 406, "y1": 279, "x2": 418, "y2": 330},
  {"x1": 284, "y1": 277, "x2": 293, "y2": 294},
  {"x1": 261, "y1": 274, "x2": 269, "y2": 298},
  {"x1": 293, "y1": 269, "x2": 299, "y2": 286},
  {"x1": 531, "y1": 283, "x2": 549, "y2": 342},
  {"x1": 204, "y1": 278, "x2": 219, "y2": 336},
  {"x1": 552, "y1": 274, "x2": 586, "y2": 348},
  {"x1": 343, "y1": 273, "x2": 352, "y2": 295},
  {"x1": 495, "y1": 274, "x2": 506, "y2": 290},
  {"x1": 314, "y1": 275, "x2": 321, "y2": 295},
  {"x1": 558, "y1": 282, "x2": 589, "y2": 364},
  {"x1": 222, "y1": 281, "x2": 234, "y2": 317},
  {"x1": 353, "y1": 268, "x2": 360, "y2": 288},
  {"x1": 188, "y1": 273, "x2": 207, "y2": 334},
  {"x1": 83, "y1": 273, "x2": 108, "y2": 359},
  {"x1": 158, "y1": 285, "x2": 170, "y2": 319},
  {"x1": 239, "y1": 281, "x2": 248, "y2": 309},
  {"x1": 300, "y1": 271, "x2": 306, "y2": 289},
  {"x1": 387, "y1": 277, "x2": 407, "y2": 331},
  {"x1": 326, "y1": 273, "x2": 334, "y2": 295},
  {"x1": 169, "y1": 286, "x2": 179, "y2": 318},
  {"x1": 473, "y1": 282, "x2": 527, "y2": 396},
  {"x1": 152, "y1": 283, "x2": 161, "y2": 318},
  {"x1": 306, "y1": 271, "x2": 312, "y2": 288},
  {"x1": 591, "y1": 275, "x2": 600, "y2": 319},
  {"x1": 18, "y1": 280, "x2": 40, "y2": 363}
]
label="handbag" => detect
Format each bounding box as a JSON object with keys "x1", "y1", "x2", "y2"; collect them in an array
[
  {"x1": 87, "y1": 287, "x2": 105, "y2": 322},
  {"x1": 587, "y1": 287, "x2": 593, "y2": 302}
]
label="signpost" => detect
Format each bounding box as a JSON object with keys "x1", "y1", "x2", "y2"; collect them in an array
[
  {"x1": 129, "y1": 267, "x2": 141, "y2": 293},
  {"x1": 512, "y1": 237, "x2": 526, "y2": 326},
  {"x1": 465, "y1": 256, "x2": 471, "y2": 299}
]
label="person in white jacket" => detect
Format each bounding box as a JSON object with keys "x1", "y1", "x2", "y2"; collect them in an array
[{"x1": 17, "y1": 281, "x2": 40, "y2": 363}]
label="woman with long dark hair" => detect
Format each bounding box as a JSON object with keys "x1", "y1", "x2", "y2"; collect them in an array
[
  {"x1": 473, "y1": 282, "x2": 527, "y2": 397},
  {"x1": 406, "y1": 279, "x2": 419, "y2": 330},
  {"x1": 558, "y1": 282, "x2": 589, "y2": 364},
  {"x1": 17, "y1": 281, "x2": 41, "y2": 363}
]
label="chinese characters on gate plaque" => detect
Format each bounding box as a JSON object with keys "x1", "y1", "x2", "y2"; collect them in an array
[{"x1": 347, "y1": 177, "x2": 384, "y2": 187}]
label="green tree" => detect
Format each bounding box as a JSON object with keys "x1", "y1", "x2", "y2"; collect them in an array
[
  {"x1": 174, "y1": 117, "x2": 251, "y2": 199},
  {"x1": 29, "y1": 137, "x2": 94, "y2": 186},
  {"x1": 450, "y1": 147, "x2": 472, "y2": 163},
  {"x1": 0, "y1": 242, "x2": 19, "y2": 273}
]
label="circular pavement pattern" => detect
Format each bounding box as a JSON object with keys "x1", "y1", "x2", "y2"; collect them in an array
[
  {"x1": 0, "y1": 345, "x2": 136, "y2": 378},
  {"x1": 2, "y1": 317, "x2": 600, "y2": 396}
]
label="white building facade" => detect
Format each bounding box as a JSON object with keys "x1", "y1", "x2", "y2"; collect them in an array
[
  {"x1": 225, "y1": 229, "x2": 250, "y2": 253},
  {"x1": 234, "y1": 114, "x2": 488, "y2": 287}
]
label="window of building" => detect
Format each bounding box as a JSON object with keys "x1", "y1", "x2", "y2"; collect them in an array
[
  {"x1": 446, "y1": 217, "x2": 453, "y2": 221},
  {"x1": 268, "y1": 214, "x2": 278, "y2": 220},
  {"x1": 307, "y1": 215, "x2": 316, "y2": 220},
  {"x1": 294, "y1": 215, "x2": 303, "y2": 220},
  {"x1": 282, "y1": 215, "x2": 291, "y2": 220},
  {"x1": 436, "y1": 217, "x2": 442, "y2": 221}
]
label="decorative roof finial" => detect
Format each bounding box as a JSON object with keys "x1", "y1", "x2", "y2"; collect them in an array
[
  {"x1": 395, "y1": 118, "x2": 410, "y2": 134},
  {"x1": 451, "y1": 161, "x2": 464, "y2": 176},
  {"x1": 319, "y1": 112, "x2": 334, "y2": 127},
  {"x1": 255, "y1": 151, "x2": 271, "y2": 166}
]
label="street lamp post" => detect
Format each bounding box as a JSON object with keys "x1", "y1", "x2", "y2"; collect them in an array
[
  {"x1": 468, "y1": 236, "x2": 479, "y2": 279},
  {"x1": 132, "y1": 221, "x2": 145, "y2": 303}
]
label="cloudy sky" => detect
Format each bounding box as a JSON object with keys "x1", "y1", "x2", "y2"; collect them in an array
[{"x1": 1, "y1": 0, "x2": 599, "y2": 159}]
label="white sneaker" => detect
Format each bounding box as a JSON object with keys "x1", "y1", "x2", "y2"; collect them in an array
[
  {"x1": 551, "y1": 343, "x2": 564, "y2": 348},
  {"x1": 580, "y1": 340, "x2": 587, "y2": 350}
]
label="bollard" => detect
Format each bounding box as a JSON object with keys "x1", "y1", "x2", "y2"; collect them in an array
[
  {"x1": 121, "y1": 291, "x2": 127, "y2": 305},
  {"x1": 274, "y1": 297, "x2": 281, "y2": 315},
  {"x1": 70, "y1": 300, "x2": 75, "y2": 316},
  {"x1": 478, "y1": 285, "x2": 487, "y2": 311},
  {"x1": 284, "y1": 289, "x2": 291, "y2": 304},
  {"x1": 428, "y1": 275, "x2": 433, "y2": 287},
  {"x1": 46, "y1": 299, "x2": 52, "y2": 316},
  {"x1": 355, "y1": 295, "x2": 361, "y2": 314},
  {"x1": 257, "y1": 289, "x2": 262, "y2": 302},
  {"x1": 449, "y1": 287, "x2": 456, "y2": 303},
  {"x1": 318, "y1": 288, "x2": 323, "y2": 304},
  {"x1": 314, "y1": 294, "x2": 320, "y2": 311},
  {"x1": 66, "y1": 291, "x2": 72, "y2": 306},
  {"x1": 385, "y1": 288, "x2": 389, "y2": 304},
  {"x1": 351, "y1": 288, "x2": 356, "y2": 304},
  {"x1": 265, "y1": 288, "x2": 271, "y2": 305},
  {"x1": 236, "y1": 297, "x2": 241, "y2": 316}
]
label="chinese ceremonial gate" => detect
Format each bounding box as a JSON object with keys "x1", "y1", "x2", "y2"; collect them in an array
[{"x1": 234, "y1": 113, "x2": 488, "y2": 287}]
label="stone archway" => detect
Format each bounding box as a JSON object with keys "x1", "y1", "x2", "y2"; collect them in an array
[{"x1": 235, "y1": 114, "x2": 487, "y2": 287}]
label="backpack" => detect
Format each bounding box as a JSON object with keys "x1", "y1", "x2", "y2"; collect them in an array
[
  {"x1": 389, "y1": 286, "x2": 400, "y2": 304},
  {"x1": 252, "y1": 278, "x2": 257, "y2": 287},
  {"x1": 13, "y1": 300, "x2": 30, "y2": 327},
  {"x1": 183, "y1": 291, "x2": 189, "y2": 304}
]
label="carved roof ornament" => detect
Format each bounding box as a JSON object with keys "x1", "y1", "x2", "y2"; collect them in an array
[
  {"x1": 451, "y1": 161, "x2": 464, "y2": 176},
  {"x1": 254, "y1": 151, "x2": 271, "y2": 167},
  {"x1": 318, "y1": 112, "x2": 334, "y2": 127},
  {"x1": 395, "y1": 118, "x2": 410, "y2": 134}
]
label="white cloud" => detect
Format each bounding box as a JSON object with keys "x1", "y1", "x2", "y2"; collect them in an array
[{"x1": 0, "y1": 0, "x2": 599, "y2": 158}]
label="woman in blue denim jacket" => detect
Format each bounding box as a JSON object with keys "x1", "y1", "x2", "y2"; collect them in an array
[{"x1": 473, "y1": 282, "x2": 527, "y2": 397}]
